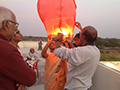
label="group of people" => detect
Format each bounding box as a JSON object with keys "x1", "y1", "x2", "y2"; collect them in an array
[
  {"x1": 41, "y1": 22, "x2": 100, "y2": 90},
  {"x1": 0, "y1": 6, "x2": 100, "y2": 90},
  {"x1": 54, "y1": 28, "x2": 100, "y2": 90}
]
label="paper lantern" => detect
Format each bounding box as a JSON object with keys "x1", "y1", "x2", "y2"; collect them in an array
[{"x1": 37, "y1": 0, "x2": 76, "y2": 37}]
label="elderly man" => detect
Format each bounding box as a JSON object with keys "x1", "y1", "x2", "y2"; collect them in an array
[
  {"x1": 11, "y1": 30, "x2": 22, "y2": 53},
  {"x1": 0, "y1": 6, "x2": 36, "y2": 90},
  {"x1": 54, "y1": 26, "x2": 100, "y2": 90}
]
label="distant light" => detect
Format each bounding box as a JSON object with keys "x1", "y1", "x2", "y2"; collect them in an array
[{"x1": 105, "y1": 62, "x2": 117, "y2": 70}]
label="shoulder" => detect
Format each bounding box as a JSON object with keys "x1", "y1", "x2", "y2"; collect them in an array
[
  {"x1": 0, "y1": 39, "x2": 16, "y2": 52},
  {"x1": 0, "y1": 40, "x2": 21, "y2": 60},
  {"x1": 80, "y1": 45, "x2": 100, "y2": 55}
]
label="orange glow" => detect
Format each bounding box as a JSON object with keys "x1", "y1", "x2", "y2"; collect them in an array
[
  {"x1": 60, "y1": 27, "x2": 72, "y2": 36},
  {"x1": 53, "y1": 27, "x2": 73, "y2": 37},
  {"x1": 37, "y1": 0, "x2": 76, "y2": 38},
  {"x1": 47, "y1": 27, "x2": 73, "y2": 41}
]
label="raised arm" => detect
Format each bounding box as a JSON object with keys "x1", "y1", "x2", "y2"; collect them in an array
[
  {"x1": 41, "y1": 37, "x2": 52, "y2": 58},
  {"x1": 55, "y1": 33, "x2": 63, "y2": 49},
  {"x1": 66, "y1": 37, "x2": 75, "y2": 48},
  {"x1": 75, "y1": 21, "x2": 83, "y2": 32}
]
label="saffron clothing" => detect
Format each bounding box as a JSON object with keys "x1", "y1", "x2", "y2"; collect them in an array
[
  {"x1": 44, "y1": 51, "x2": 67, "y2": 90},
  {"x1": 0, "y1": 34, "x2": 36, "y2": 90},
  {"x1": 54, "y1": 45, "x2": 100, "y2": 90}
]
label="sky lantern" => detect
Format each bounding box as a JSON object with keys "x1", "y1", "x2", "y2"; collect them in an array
[{"x1": 37, "y1": 0, "x2": 77, "y2": 38}]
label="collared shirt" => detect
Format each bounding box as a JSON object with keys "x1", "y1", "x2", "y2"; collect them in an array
[{"x1": 54, "y1": 45, "x2": 100, "y2": 90}]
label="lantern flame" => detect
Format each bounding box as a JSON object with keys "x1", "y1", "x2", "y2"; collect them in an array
[
  {"x1": 61, "y1": 30, "x2": 68, "y2": 35},
  {"x1": 57, "y1": 27, "x2": 72, "y2": 36}
]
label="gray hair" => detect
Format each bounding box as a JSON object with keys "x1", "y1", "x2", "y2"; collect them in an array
[{"x1": 0, "y1": 6, "x2": 12, "y2": 28}]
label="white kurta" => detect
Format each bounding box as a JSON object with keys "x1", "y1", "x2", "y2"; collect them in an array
[{"x1": 54, "y1": 45, "x2": 100, "y2": 90}]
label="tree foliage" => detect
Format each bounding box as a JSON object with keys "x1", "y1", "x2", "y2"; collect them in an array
[{"x1": 95, "y1": 37, "x2": 120, "y2": 48}]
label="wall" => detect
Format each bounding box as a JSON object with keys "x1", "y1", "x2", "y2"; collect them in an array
[
  {"x1": 18, "y1": 41, "x2": 47, "y2": 49},
  {"x1": 91, "y1": 63, "x2": 120, "y2": 90}
]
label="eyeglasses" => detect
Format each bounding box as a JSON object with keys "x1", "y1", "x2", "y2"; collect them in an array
[
  {"x1": 7, "y1": 20, "x2": 19, "y2": 28},
  {"x1": 15, "y1": 31, "x2": 21, "y2": 34},
  {"x1": 14, "y1": 31, "x2": 21, "y2": 35}
]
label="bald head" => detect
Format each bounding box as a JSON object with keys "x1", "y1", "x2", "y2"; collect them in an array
[
  {"x1": 0, "y1": 6, "x2": 17, "y2": 41},
  {"x1": 0, "y1": 6, "x2": 14, "y2": 28},
  {"x1": 82, "y1": 26, "x2": 97, "y2": 43}
]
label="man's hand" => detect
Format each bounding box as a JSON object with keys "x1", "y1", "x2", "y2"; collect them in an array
[
  {"x1": 66, "y1": 37, "x2": 75, "y2": 48},
  {"x1": 56, "y1": 33, "x2": 63, "y2": 42},
  {"x1": 75, "y1": 22, "x2": 82, "y2": 31},
  {"x1": 66, "y1": 37, "x2": 72, "y2": 44},
  {"x1": 16, "y1": 84, "x2": 26, "y2": 90},
  {"x1": 48, "y1": 36, "x2": 52, "y2": 46},
  {"x1": 55, "y1": 33, "x2": 63, "y2": 49}
]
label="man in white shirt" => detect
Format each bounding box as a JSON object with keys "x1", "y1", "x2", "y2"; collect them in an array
[{"x1": 54, "y1": 26, "x2": 100, "y2": 90}]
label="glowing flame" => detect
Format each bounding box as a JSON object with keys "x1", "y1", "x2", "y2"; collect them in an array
[
  {"x1": 59, "y1": 27, "x2": 72, "y2": 36},
  {"x1": 54, "y1": 27, "x2": 72, "y2": 36},
  {"x1": 50, "y1": 27, "x2": 73, "y2": 41},
  {"x1": 105, "y1": 62, "x2": 117, "y2": 70},
  {"x1": 61, "y1": 29, "x2": 68, "y2": 35}
]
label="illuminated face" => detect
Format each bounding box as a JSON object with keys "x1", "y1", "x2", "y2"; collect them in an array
[
  {"x1": 79, "y1": 30, "x2": 86, "y2": 46},
  {"x1": 74, "y1": 37, "x2": 80, "y2": 46},
  {"x1": 49, "y1": 41, "x2": 55, "y2": 50}
]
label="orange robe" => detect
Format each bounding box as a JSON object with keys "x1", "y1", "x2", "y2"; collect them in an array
[{"x1": 44, "y1": 51, "x2": 67, "y2": 90}]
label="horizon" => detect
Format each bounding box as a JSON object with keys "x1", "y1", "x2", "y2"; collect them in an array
[{"x1": 22, "y1": 35, "x2": 120, "y2": 39}]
